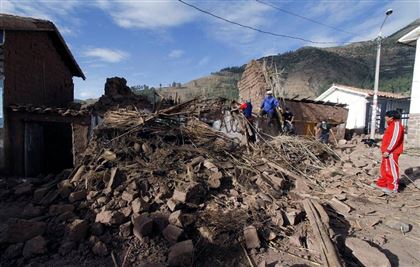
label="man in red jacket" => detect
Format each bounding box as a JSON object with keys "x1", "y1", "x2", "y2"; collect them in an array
[{"x1": 371, "y1": 110, "x2": 404, "y2": 193}]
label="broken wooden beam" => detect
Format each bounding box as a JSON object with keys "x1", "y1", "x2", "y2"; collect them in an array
[{"x1": 302, "y1": 199, "x2": 342, "y2": 267}]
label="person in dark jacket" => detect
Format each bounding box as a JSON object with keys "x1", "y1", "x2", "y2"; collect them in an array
[
  {"x1": 316, "y1": 120, "x2": 331, "y2": 144},
  {"x1": 240, "y1": 100, "x2": 253, "y2": 119},
  {"x1": 282, "y1": 107, "x2": 295, "y2": 134}
]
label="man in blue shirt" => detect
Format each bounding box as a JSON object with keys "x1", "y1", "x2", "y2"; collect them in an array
[{"x1": 260, "y1": 91, "x2": 279, "y2": 121}]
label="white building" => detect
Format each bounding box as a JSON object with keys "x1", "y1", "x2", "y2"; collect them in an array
[
  {"x1": 398, "y1": 26, "x2": 420, "y2": 147},
  {"x1": 315, "y1": 83, "x2": 410, "y2": 133}
]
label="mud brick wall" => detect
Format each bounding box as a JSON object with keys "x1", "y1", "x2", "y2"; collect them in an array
[
  {"x1": 3, "y1": 31, "x2": 74, "y2": 107},
  {"x1": 72, "y1": 123, "x2": 89, "y2": 166},
  {"x1": 2, "y1": 31, "x2": 75, "y2": 175},
  {"x1": 238, "y1": 60, "x2": 269, "y2": 111}
]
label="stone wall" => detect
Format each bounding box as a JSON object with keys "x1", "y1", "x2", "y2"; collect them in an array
[{"x1": 407, "y1": 113, "x2": 420, "y2": 147}]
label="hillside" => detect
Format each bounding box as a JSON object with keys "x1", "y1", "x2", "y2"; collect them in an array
[{"x1": 155, "y1": 19, "x2": 418, "y2": 100}]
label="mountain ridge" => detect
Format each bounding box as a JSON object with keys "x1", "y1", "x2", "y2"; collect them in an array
[{"x1": 156, "y1": 19, "x2": 418, "y2": 100}]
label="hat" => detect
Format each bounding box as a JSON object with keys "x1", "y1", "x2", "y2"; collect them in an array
[{"x1": 267, "y1": 90, "x2": 273, "y2": 95}]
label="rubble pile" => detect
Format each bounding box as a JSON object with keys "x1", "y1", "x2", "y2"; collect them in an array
[
  {"x1": 3, "y1": 99, "x2": 417, "y2": 266},
  {"x1": 0, "y1": 99, "x2": 342, "y2": 266}
]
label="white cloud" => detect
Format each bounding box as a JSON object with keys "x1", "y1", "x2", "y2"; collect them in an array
[
  {"x1": 82, "y1": 48, "x2": 129, "y2": 63},
  {"x1": 94, "y1": 0, "x2": 197, "y2": 29},
  {"x1": 168, "y1": 49, "x2": 185, "y2": 59}
]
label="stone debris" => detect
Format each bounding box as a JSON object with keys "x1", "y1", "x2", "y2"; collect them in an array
[
  {"x1": 1, "y1": 98, "x2": 414, "y2": 266},
  {"x1": 133, "y1": 215, "x2": 154, "y2": 239},
  {"x1": 22, "y1": 236, "x2": 47, "y2": 258},
  {"x1": 92, "y1": 240, "x2": 108, "y2": 256},
  {"x1": 66, "y1": 219, "x2": 89, "y2": 242},
  {"x1": 162, "y1": 224, "x2": 184, "y2": 244},
  {"x1": 345, "y1": 237, "x2": 391, "y2": 267},
  {"x1": 0, "y1": 219, "x2": 46, "y2": 244},
  {"x1": 168, "y1": 240, "x2": 194, "y2": 267},
  {"x1": 49, "y1": 204, "x2": 75, "y2": 216},
  {"x1": 68, "y1": 190, "x2": 87, "y2": 203},
  {"x1": 244, "y1": 225, "x2": 261, "y2": 249},
  {"x1": 95, "y1": 210, "x2": 125, "y2": 225},
  {"x1": 384, "y1": 219, "x2": 411, "y2": 234}
]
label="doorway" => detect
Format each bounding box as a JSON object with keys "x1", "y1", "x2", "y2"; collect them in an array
[{"x1": 24, "y1": 121, "x2": 73, "y2": 176}]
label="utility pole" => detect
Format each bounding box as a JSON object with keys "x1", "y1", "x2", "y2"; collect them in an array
[{"x1": 370, "y1": 9, "x2": 393, "y2": 140}]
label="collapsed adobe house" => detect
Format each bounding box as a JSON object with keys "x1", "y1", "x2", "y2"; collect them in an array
[{"x1": 238, "y1": 60, "x2": 348, "y2": 139}]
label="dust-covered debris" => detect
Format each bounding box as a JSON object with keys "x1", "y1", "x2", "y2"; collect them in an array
[{"x1": 1, "y1": 98, "x2": 418, "y2": 267}]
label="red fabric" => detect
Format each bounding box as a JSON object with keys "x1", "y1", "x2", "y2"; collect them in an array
[
  {"x1": 376, "y1": 153, "x2": 400, "y2": 191},
  {"x1": 240, "y1": 102, "x2": 247, "y2": 110},
  {"x1": 381, "y1": 119, "x2": 404, "y2": 154}
]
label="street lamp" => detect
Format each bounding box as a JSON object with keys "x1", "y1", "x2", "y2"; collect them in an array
[{"x1": 370, "y1": 9, "x2": 393, "y2": 140}]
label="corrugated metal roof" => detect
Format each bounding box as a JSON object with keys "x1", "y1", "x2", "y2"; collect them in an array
[
  {"x1": 0, "y1": 13, "x2": 85, "y2": 79},
  {"x1": 282, "y1": 99, "x2": 348, "y2": 124}
]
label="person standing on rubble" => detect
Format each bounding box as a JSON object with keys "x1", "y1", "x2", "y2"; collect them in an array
[
  {"x1": 316, "y1": 120, "x2": 331, "y2": 144},
  {"x1": 371, "y1": 110, "x2": 404, "y2": 194},
  {"x1": 283, "y1": 107, "x2": 295, "y2": 134},
  {"x1": 260, "y1": 91, "x2": 279, "y2": 125},
  {"x1": 240, "y1": 100, "x2": 253, "y2": 120}
]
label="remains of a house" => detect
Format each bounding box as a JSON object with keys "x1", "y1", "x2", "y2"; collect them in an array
[
  {"x1": 316, "y1": 83, "x2": 410, "y2": 135},
  {"x1": 1, "y1": 14, "x2": 420, "y2": 267},
  {"x1": 238, "y1": 60, "x2": 348, "y2": 139}
]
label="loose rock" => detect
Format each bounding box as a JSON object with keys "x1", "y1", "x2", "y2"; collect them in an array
[
  {"x1": 22, "y1": 235, "x2": 47, "y2": 258},
  {"x1": 168, "y1": 240, "x2": 194, "y2": 267},
  {"x1": 243, "y1": 225, "x2": 260, "y2": 249},
  {"x1": 67, "y1": 219, "x2": 88, "y2": 242},
  {"x1": 345, "y1": 237, "x2": 391, "y2": 267}
]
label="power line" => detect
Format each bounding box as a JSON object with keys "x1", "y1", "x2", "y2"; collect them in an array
[
  {"x1": 177, "y1": 0, "x2": 348, "y2": 45},
  {"x1": 255, "y1": 0, "x2": 360, "y2": 37}
]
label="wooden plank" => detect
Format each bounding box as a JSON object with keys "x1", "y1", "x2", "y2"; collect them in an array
[
  {"x1": 303, "y1": 199, "x2": 342, "y2": 267},
  {"x1": 328, "y1": 197, "x2": 352, "y2": 215}
]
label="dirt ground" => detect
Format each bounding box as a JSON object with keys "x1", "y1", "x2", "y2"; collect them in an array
[{"x1": 251, "y1": 146, "x2": 420, "y2": 267}]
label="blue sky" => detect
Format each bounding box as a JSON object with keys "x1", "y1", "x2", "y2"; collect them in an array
[{"x1": 2, "y1": 0, "x2": 419, "y2": 99}]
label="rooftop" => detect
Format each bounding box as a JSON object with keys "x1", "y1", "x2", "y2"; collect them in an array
[
  {"x1": 398, "y1": 26, "x2": 420, "y2": 47},
  {"x1": 331, "y1": 83, "x2": 407, "y2": 99},
  {"x1": 0, "y1": 13, "x2": 85, "y2": 79}
]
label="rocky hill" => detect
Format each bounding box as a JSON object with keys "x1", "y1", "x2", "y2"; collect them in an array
[{"x1": 159, "y1": 19, "x2": 418, "y2": 100}]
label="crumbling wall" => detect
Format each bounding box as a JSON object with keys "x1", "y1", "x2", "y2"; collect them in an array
[
  {"x1": 72, "y1": 123, "x2": 89, "y2": 166},
  {"x1": 238, "y1": 60, "x2": 269, "y2": 111}
]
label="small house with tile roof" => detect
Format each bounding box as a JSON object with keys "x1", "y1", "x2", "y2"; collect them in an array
[{"x1": 315, "y1": 83, "x2": 410, "y2": 134}]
